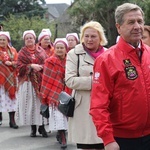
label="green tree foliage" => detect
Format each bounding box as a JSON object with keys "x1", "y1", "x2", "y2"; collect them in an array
[
  {"x1": 2, "y1": 14, "x2": 55, "y2": 51},
  {"x1": 0, "y1": 0, "x2": 47, "y2": 19},
  {"x1": 68, "y1": 0, "x2": 150, "y2": 47},
  {"x1": 142, "y1": 0, "x2": 150, "y2": 25}
]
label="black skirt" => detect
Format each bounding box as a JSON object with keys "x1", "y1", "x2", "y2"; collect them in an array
[{"x1": 77, "y1": 143, "x2": 104, "y2": 149}]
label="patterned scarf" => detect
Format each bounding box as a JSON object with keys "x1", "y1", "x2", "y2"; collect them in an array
[
  {"x1": 0, "y1": 46, "x2": 17, "y2": 100},
  {"x1": 17, "y1": 44, "x2": 47, "y2": 98},
  {"x1": 40, "y1": 55, "x2": 66, "y2": 104}
]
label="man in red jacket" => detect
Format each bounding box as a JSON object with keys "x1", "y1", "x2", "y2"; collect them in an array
[{"x1": 90, "y1": 3, "x2": 150, "y2": 150}]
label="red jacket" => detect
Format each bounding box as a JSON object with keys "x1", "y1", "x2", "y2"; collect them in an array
[{"x1": 90, "y1": 37, "x2": 150, "y2": 146}]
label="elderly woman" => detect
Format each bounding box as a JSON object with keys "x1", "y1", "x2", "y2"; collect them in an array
[
  {"x1": 16, "y1": 30, "x2": 48, "y2": 137},
  {"x1": 38, "y1": 28, "x2": 54, "y2": 57},
  {"x1": 66, "y1": 32, "x2": 79, "y2": 51},
  {"x1": 142, "y1": 25, "x2": 150, "y2": 46},
  {"x1": 65, "y1": 21, "x2": 108, "y2": 150},
  {"x1": 0, "y1": 31, "x2": 18, "y2": 129},
  {"x1": 40, "y1": 38, "x2": 69, "y2": 148}
]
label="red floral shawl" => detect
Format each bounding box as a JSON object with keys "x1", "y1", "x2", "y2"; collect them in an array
[
  {"x1": 17, "y1": 44, "x2": 47, "y2": 98},
  {"x1": 0, "y1": 46, "x2": 18, "y2": 100}
]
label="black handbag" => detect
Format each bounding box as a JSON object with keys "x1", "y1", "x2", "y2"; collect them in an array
[
  {"x1": 58, "y1": 53, "x2": 80, "y2": 117},
  {"x1": 58, "y1": 91, "x2": 75, "y2": 117},
  {"x1": 40, "y1": 104, "x2": 49, "y2": 119}
]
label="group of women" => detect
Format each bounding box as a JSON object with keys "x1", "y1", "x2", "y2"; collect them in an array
[
  {"x1": 0, "y1": 21, "x2": 150, "y2": 150},
  {"x1": 0, "y1": 27, "x2": 79, "y2": 149}
]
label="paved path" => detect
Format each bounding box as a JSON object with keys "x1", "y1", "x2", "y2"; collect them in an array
[{"x1": 0, "y1": 112, "x2": 77, "y2": 150}]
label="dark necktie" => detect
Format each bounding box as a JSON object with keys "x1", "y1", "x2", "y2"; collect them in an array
[{"x1": 135, "y1": 48, "x2": 142, "y2": 61}]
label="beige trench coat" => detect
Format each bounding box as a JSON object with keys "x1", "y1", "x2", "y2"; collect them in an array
[{"x1": 65, "y1": 44, "x2": 103, "y2": 144}]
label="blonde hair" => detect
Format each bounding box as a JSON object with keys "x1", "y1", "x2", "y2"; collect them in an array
[{"x1": 80, "y1": 21, "x2": 108, "y2": 46}]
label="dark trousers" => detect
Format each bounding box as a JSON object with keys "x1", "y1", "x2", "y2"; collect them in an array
[{"x1": 115, "y1": 134, "x2": 150, "y2": 150}]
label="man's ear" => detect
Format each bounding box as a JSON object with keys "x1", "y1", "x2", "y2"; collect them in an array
[{"x1": 116, "y1": 23, "x2": 121, "y2": 35}]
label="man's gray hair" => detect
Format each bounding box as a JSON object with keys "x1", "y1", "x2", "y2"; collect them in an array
[{"x1": 115, "y1": 3, "x2": 144, "y2": 25}]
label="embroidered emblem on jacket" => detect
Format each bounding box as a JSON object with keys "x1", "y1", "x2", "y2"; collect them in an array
[
  {"x1": 123, "y1": 59, "x2": 131, "y2": 66},
  {"x1": 123, "y1": 59, "x2": 138, "y2": 80},
  {"x1": 94, "y1": 72, "x2": 100, "y2": 80}
]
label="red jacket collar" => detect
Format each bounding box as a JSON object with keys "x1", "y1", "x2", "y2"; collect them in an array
[{"x1": 116, "y1": 36, "x2": 145, "y2": 53}]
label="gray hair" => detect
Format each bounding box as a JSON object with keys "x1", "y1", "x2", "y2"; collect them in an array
[{"x1": 115, "y1": 3, "x2": 144, "y2": 25}]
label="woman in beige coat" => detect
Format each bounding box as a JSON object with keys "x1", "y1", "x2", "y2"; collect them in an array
[{"x1": 65, "y1": 21, "x2": 108, "y2": 150}]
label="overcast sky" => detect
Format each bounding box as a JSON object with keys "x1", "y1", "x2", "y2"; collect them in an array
[{"x1": 45, "y1": 0, "x2": 73, "y2": 5}]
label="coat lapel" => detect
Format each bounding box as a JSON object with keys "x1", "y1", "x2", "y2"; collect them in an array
[
  {"x1": 74, "y1": 44, "x2": 94, "y2": 65},
  {"x1": 83, "y1": 53, "x2": 94, "y2": 65}
]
